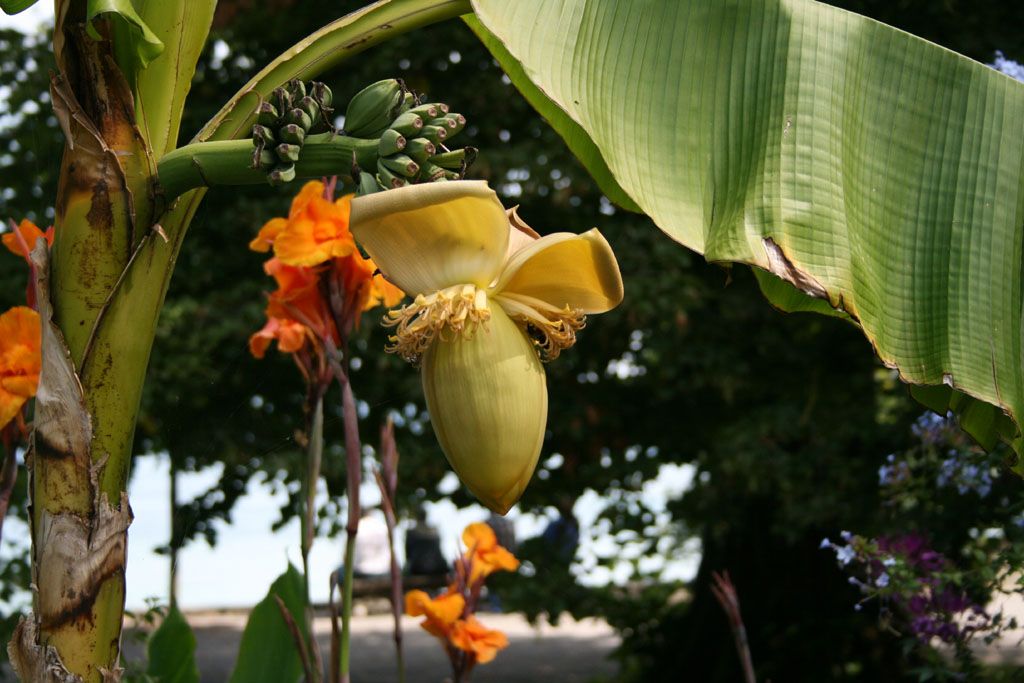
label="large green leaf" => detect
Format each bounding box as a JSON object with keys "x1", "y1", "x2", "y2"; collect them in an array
[
  {"x1": 471, "y1": 0, "x2": 1024, "y2": 454},
  {"x1": 228, "y1": 565, "x2": 309, "y2": 683},
  {"x1": 86, "y1": 0, "x2": 164, "y2": 75},
  {"x1": 464, "y1": 15, "x2": 640, "y2": 212},
  {"x1": 1, "y1": 0, "x2": 38, "y2": 15},
  {"x1": 146, "y1": 605, "x2": 200, "y2": 683},
  {"x1": 134, "y1": 0, "x2": 216, "y2": 157}
]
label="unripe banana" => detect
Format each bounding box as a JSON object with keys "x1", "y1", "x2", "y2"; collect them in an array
[
  {"x1": 286, "y1": 108, "x2": 312, "y2": 131},
  {"x1": 255, "y1": 101, "x2": 279, "y2": 127},
  {"x1": 419, "y1": 124, "x2": 447, "y2": 145},
  {"x1": 381, "y1": 153, "x2": 420, "y2": 178},
  {"x1": 376, "y1": 161, "x2": 407, "y2": 189},
  {"x1": 408, "y1": 103, "x2": 441, "y2": 120},
  {"x1": 378, "y1": 129, "x2": 407, "y2": 157},
  {"x1": 275, "y1": 143, "x2": 301, "y2": 163},
  {"x1": 279, "y1": 124, "x2": 305, "y2": 145},
  {"x1": 417, "y1": 161, "x2": 447, "y2": 182},
  {"x1": 344, "y1": 79, "x2": 403, "y2": 137},
  {"x1": 271, "y1": 87, "x2": 292, "y2": 116},
  {"x1": 405, "y1": 138, "x2": 436, "y2": 163},
  {"x1": 398, "y1": 91, "x2": 416, "y2": 114},
  {"x1": 257, "y1": 149, "x2": 276, "y2": 170},
  {"x1": 311, "y1": 82, "x2": 333, "y2": 109},
  {"x1": 285, "y1": 79, "x2": 306, "y2": 102},
  {"x1": 389, "y1": 111, "x2": 424, "y2": 137},
  {"x1": 357, "y1": 171, "x2": 382, "y2": 196},
  {"x1": 268, "y1": 164, "x2": 296, "y2": 186},
  {"x1": 298, "y1": 96, "x2": 320, "y2": 123},
  {"x1": 430, "y1": 146, "x2": 476, "y2": 170},
  {"x1": 429, "y1": 113, "x2": 466, "y2": 136},
  {"x1": 252, "y1": 125, "x2": 275, "y2": 146}
]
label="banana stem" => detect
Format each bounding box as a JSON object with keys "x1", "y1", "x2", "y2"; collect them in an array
[{"x1": 156, "y1": 135, "x2": 379, "y2": 201}]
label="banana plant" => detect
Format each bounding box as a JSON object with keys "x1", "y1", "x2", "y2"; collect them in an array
[
  {"x1": 3, "y1": 0, "x2": 1023, "y2": 679},
  {"x1": 2, "y1": 0, "x2": 470, "y2": 679}
]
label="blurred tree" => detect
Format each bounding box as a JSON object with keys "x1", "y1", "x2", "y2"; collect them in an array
[{"x1": 2, "y1": 1, "x2": 1023, "y2": 680}]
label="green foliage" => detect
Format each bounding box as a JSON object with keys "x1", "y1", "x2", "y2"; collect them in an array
[
  {"x1": 146, "y1": 606, "x2": 199, "y2": 683},
  {"x1": 228, "y1": 564, "x2": 309, "y2": 683}
]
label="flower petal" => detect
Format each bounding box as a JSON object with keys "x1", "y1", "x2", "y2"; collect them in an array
[
  {"x1": 493, "y1": 229, "x2": 623, "y2": 313},
  {"x1": 2, "y1": 219, "x2": 51, "y2": 260},
  {"x1": 350, "y1": 181, "x2": 509, "y2": 296},
  {"x1": 504, "y1": 206, "x2": 539, "y2": 259},
  {"x1": 421, "y1": 305, "x2": 546, "y2": 514}
]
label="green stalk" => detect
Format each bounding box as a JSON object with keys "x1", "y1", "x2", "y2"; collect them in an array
[
  {"x1": 339, "y1": 532, "x2": 357, "y2": 682},
  {"x1": 157, "y1": 135, "x2": 379, "y2": 202}
]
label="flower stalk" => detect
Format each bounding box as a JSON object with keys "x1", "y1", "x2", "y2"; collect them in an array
[
  {"x1": 336, "y1": 359, "x2": 361, "y2": 683},
  {"x1": 374, "y1": 418, "x2": 406, "y2": 683},
  {"x1": 300, "y1": 387, "x2": 327, "y2": 683}
]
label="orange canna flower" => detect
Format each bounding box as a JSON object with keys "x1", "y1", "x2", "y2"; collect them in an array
[
  {"x1": 450, "y1": 616, "x2": 509, "y2": 664},
  {"x1": 248, "y1": 316, "x2": 311, "y2": 359},
  {"x1": 271, "y1": 181, "x2": 359, "y2": 267},
  {"x1": 249, "y1": 180, "x2": 405, "y2": 360},
  {"x1": 249, "y1": 259, "x2": 339, "y2": 359},
  {"x1": 332, "y1": 251, "x2": 405, "y2": 330},
  {"x1": 405, "y1": 588, "x2": 466, "y2": 639},
  {"x1": 2, "y1": 219, "x2": 54, "y2": 262},
  {"x1": 0, "y1": 307, "x2": 41, "y2": 429},
  {"x1": 462, "y1": 522, "x2": 519, "y2": 582},
  {"x1": 249, "y1": 217, "x2": 287, "y2": 253}
]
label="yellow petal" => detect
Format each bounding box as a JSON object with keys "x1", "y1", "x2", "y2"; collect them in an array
[
  {"x1": 350, "y1": 181, "x2": 509, "y2": 296},
  {"x1": 504, "y1": 206, "x2": 539, "y2": 259},
  {"x1": 421, "y1": 306, "x2": 546, "y2": 514},
  {"x1": 493, "y1": 228, "x2": 623, "y2": 313}
]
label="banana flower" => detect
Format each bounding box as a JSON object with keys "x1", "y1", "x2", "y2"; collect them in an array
[{"x1": 351, "y1": 181, "x2": 622, "y2": 513}]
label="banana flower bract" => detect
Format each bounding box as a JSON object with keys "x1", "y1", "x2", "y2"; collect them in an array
[{"x1": 351, "y1": 181, "x2": 622, "y2": 513}]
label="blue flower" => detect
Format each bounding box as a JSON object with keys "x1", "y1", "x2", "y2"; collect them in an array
[
  {"x1": 875, "y1": 572, "x2": 890, "y2": 588},
  {"x1": 836, "y1": 545, "x2": 856, "y2": 566},
  {"x1": 819, "y1": 537, "x2": 831, "y2": 549}
]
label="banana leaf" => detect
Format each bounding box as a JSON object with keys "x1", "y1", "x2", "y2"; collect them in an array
[{"x1": 468, "y1": 0, "x2": 1024, "y2": 456}]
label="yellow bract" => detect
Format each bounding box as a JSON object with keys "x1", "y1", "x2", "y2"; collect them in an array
[{"x1": 351, "y1": 181, "x2": 623, "y2": 513}]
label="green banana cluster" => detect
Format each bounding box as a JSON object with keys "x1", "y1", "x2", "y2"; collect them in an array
[
  {"x1": 343, "y1": 78, "x2": 477, "y2": 194},
  {"x1": 250, "y1": 79, "x2": 335, "y2": 186}
]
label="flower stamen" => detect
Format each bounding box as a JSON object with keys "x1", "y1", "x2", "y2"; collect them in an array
[
  {"x1": 384, "y1": 284, "x2": 491, "y2": 364},
  {"x1": 493, "y1": 292, "x2": 585, "y2": 362}
]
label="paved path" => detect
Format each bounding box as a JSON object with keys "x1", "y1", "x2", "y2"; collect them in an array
[{"x1": 173, "y1": 611, "x2": 618, "y2": 683}]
